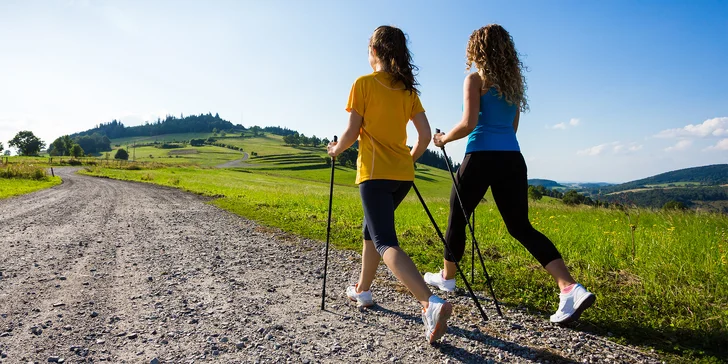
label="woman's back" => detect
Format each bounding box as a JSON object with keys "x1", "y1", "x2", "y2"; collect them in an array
[{"x1": 466, "y1": 87, "x2": 520, "y2": 153}]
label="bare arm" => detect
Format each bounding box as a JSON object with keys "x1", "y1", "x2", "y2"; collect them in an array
[
  {"x1": 327, "y1": 110, "x2": 363, "y2": 157},
  {"x1": 513, "y1": 110, "x2": 520, "y2": 133},
  {"x1": 434, "y1": 73, "x2": 482, "y2": 147},
  {"x1": 410, "y1": 112, "x2": 432, "y2": 162}
]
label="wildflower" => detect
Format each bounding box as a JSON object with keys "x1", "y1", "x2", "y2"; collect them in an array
[{"x1": 549, "y1": 216, "x2": 555, "y2": 219}]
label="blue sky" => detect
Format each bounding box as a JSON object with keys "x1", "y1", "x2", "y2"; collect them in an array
[{"x1": 0, "y1": 0, "x2": 726, "y2": 182}]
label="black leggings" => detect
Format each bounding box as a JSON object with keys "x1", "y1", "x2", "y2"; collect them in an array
[
  {"x1": 360, "y1": 179, "x2": 413, "y2": 256},
  {"x1": 444, "y1": 151, "x2": 562, "y2": 267}
]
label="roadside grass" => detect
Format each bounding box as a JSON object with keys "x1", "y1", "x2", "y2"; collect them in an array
[
  {"x1": 0, "y1": 163, "x2": 61, "y2": 199},
  {"x1": 79, "y1": 165, "x2": 728, "y2": 363}
]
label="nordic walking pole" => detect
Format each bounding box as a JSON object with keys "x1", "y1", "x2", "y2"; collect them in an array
[
  {"x1": 412, "y1": 183, "x2": 489, "y2": 322},
  {"x1": 471, "y1": 210, "x2": 475, "y2": 283},
  {"x1": 321, "y1": 135, "x2": 338, "y2": 310},
  {"x1": 436, "y1": 129, "x2": 503, "y2": 317}
]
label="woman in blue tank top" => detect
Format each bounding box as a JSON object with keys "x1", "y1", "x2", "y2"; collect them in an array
[{"x1": 423, "y1": 24, "x2": 596, "y2": 324}]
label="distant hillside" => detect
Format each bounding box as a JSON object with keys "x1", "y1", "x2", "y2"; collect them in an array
[
  {"x1": 528, "y1": 179, "x2": 565, "y2": 188},
  {"x1": 602, "y1": 164, "x2": 728, "y2": 194},
  {"x1": 71, "y1": 113, "x2": 237, "y2": 140}
]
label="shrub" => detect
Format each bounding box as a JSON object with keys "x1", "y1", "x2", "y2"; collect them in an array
[
  {"x1": 115, "y1": 149, "x2": 129, "y2": 160},
  {"x1": 663, "y1": 200, "x2": 687, "y2": 211},
  {"x1": 67, "y1": 159, "x2": 82, "y2": 166}
]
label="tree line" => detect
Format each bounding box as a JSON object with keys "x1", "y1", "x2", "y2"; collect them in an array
[{"x1": 72, "y1": 113, "x2": 236, "y2": 140}]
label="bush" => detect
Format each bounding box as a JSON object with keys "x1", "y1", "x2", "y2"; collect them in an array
[
  {"x1": 324, "y1": 156, "x2": 332, "y2": 166},
  {"x1": 115, "y1": 148, "x2": 129, "y2": 160},
  {"x1": 528, "y1": 185, "x2": 543, "y2": 201},
  {"x1": 663, "y1": 200, "x2": 687, "y2": 211},
  {"x1": 67, "y1": 159, "x2": 82, "y2": 166},
  {"x1": 190, "y1": 138, "x2": 205, "y2": 147},
  {"x1": 563, "y1": 190, "x2": 585, "y2": 205}
]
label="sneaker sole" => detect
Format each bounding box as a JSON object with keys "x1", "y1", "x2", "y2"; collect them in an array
[
  {"x1": 348, "y1": 296, "x2": 374, "y2": 308},
  {"x1": 428, "y1": 302, "x2": 452, "y2": 344},
  {"x1": 556, "y1": 293, "x2": 596, "y2": 325}
]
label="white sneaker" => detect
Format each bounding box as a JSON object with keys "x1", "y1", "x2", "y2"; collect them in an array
[
  {"x1": 346, "y1": 284, "x2": 374, "y2": 307},
  {"x1": 424, "y1": 270, "x2": 456, "y2": 292},
  {"x1": 421, "y1": 295, "x2": 452, "y2": 344},
  {"x1": 550, "y1": 283, "x2": 596, "y2": 324}
]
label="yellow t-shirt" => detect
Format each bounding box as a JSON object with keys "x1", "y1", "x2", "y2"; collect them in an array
[{"x1": 346, "y1": 72, "x2": 425, "y2": 184}]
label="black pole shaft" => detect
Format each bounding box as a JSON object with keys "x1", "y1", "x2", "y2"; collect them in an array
[
  {"x1": 436, "y1": 129, "x2": 502, "y2": 317},
  {"x1": 321, "y1": 135, "x2": 338, "y2": 310},
  {"x1": 412, "y1": 183, "x2": 489, "y2": 322},
  {"x1": 471, "y1": 209, "x2": 475, "y2": 283}
]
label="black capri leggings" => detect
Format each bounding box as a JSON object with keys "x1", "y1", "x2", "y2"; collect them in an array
[
  {"x1": 360, "y1": 179, "x2": 413, "y2": 256},
  {"x1": 444, "y1": 151, "x2": 562, "y2": 267}
]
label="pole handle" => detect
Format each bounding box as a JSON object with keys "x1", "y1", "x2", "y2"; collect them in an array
[
  {"x1": 436, "y1": 128, "x2": 441, "y2": 134},
  {"x1": 333, "y1": 135, "x2": 338, "y2": 142}
]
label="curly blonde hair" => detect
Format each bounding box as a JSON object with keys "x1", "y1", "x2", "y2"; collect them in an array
[{"x1": 466, "y1": 24, "x2": 528, "y2": 112}]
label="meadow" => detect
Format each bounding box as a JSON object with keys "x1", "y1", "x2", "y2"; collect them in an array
[{"x1": 71, "y1": 133, "x2": 728, "y2": 363}]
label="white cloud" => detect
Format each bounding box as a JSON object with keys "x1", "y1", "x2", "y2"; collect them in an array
[
  {"x1": 704, "y1": 138, "x2": 728, "y2": 151},
  {"x1": 577, "y1": 142, "x2": 618, "y2": 156},
  {"x1": 578, "y1": 141, "x2": 642, "y2": 156},
  {"x1": 665, "y1": 140, "x2": 693, "y2": 152},
  {"x1": 654, "y1": 117, "x2": 728, "y2": 139},
  {"x1": 550, "y1": 118, "x2": 581, "y2": 130}
]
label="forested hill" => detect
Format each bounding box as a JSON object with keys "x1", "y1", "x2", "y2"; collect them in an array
[
  {"x1": 527, "y1": 179, "x2": 564, "y2": 188},
  {"x1": 71, "y1": 113, "x2": 237, "y2": 139},
  {"x1": 602, "y1": 164, "x2": 728, "y2": 193}
]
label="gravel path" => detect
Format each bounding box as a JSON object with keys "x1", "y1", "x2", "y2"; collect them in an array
[
  {"x1": 0, "y1": 169, "x2": 662, "y2": 363},
  {"x1": 216, "y1": 153, "x2": 250, "y2": 168}
]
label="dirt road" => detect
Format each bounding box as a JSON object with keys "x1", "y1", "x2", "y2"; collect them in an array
[
  {"x1": 0, "y1": 169, "x2": 660, "y2": 363},
  {"x1": 216, "y1": 152, "x2": 250, "y2": 168}
]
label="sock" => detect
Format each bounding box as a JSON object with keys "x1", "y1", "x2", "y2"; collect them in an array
[{"x1": 561, "y1": 283, "x2": 577, "y2": 294}]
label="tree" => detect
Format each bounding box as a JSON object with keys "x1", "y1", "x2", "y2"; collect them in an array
[
  {"x1": 114, "y1": 148, "x2": 129, "y2": 160},
  {"x1": 528, "y1": 185, "x2": 543, "y2": 201},
  {"x1": 70, "y1": 144, "x2": 84, "y2": 158},
  {"x1": 338, "y1": 147, "x2": 358, "y2": 168},
  {"x1": 49, "y1": 135, "x2": 74, "y2": 156},
  {"x1": 9, "y1": 130, "x2": 45, "y2": 156},
  {"x1": 322, "y1": 137, "x2": 330, "y2": 146},
  {"x1": 562, "y1": 190, "x2": 585, "y2": 205},
  {"x1": 0, "y1": 141, "x2": 3, "y2": 155},
  {"x1": 3, "y1": 150, "x2": 9, "y2": 156}
]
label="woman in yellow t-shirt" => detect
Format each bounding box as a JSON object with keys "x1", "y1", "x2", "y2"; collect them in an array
[{"x1": 327, "y1": 25, "x2": 452, "y2": 344}]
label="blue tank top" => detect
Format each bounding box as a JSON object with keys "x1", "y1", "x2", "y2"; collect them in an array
[{"x1": 465, "y1": 87, "x2": 520, "y2": 153}]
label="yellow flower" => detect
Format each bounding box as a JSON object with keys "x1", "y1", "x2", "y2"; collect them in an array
[{"x1": 549, "y1": 216, "x2": 555, "y2": 219}]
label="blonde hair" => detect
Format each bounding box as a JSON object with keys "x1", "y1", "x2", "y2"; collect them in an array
[{"x1": 466, "y1": 24, "x2": 528, "y2": 112}]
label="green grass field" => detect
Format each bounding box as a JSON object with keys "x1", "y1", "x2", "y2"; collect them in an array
[
  {"x1": 78, "y1": 133, "x2": 728, "y2": 362},
  {"x1": 105, "y1": 145, "x2": 244, "y2": 167},
  {"x1": 0, "y1": 176, "x2": 62, "y2": 199}
]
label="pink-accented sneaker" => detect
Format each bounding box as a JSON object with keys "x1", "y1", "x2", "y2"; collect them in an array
[
  {"x1": 422, "y1": 295, "x2": 452, "y2": 344},
  {"x1": 550, "y1": 283, "x2": 596, "y2": 324}
]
